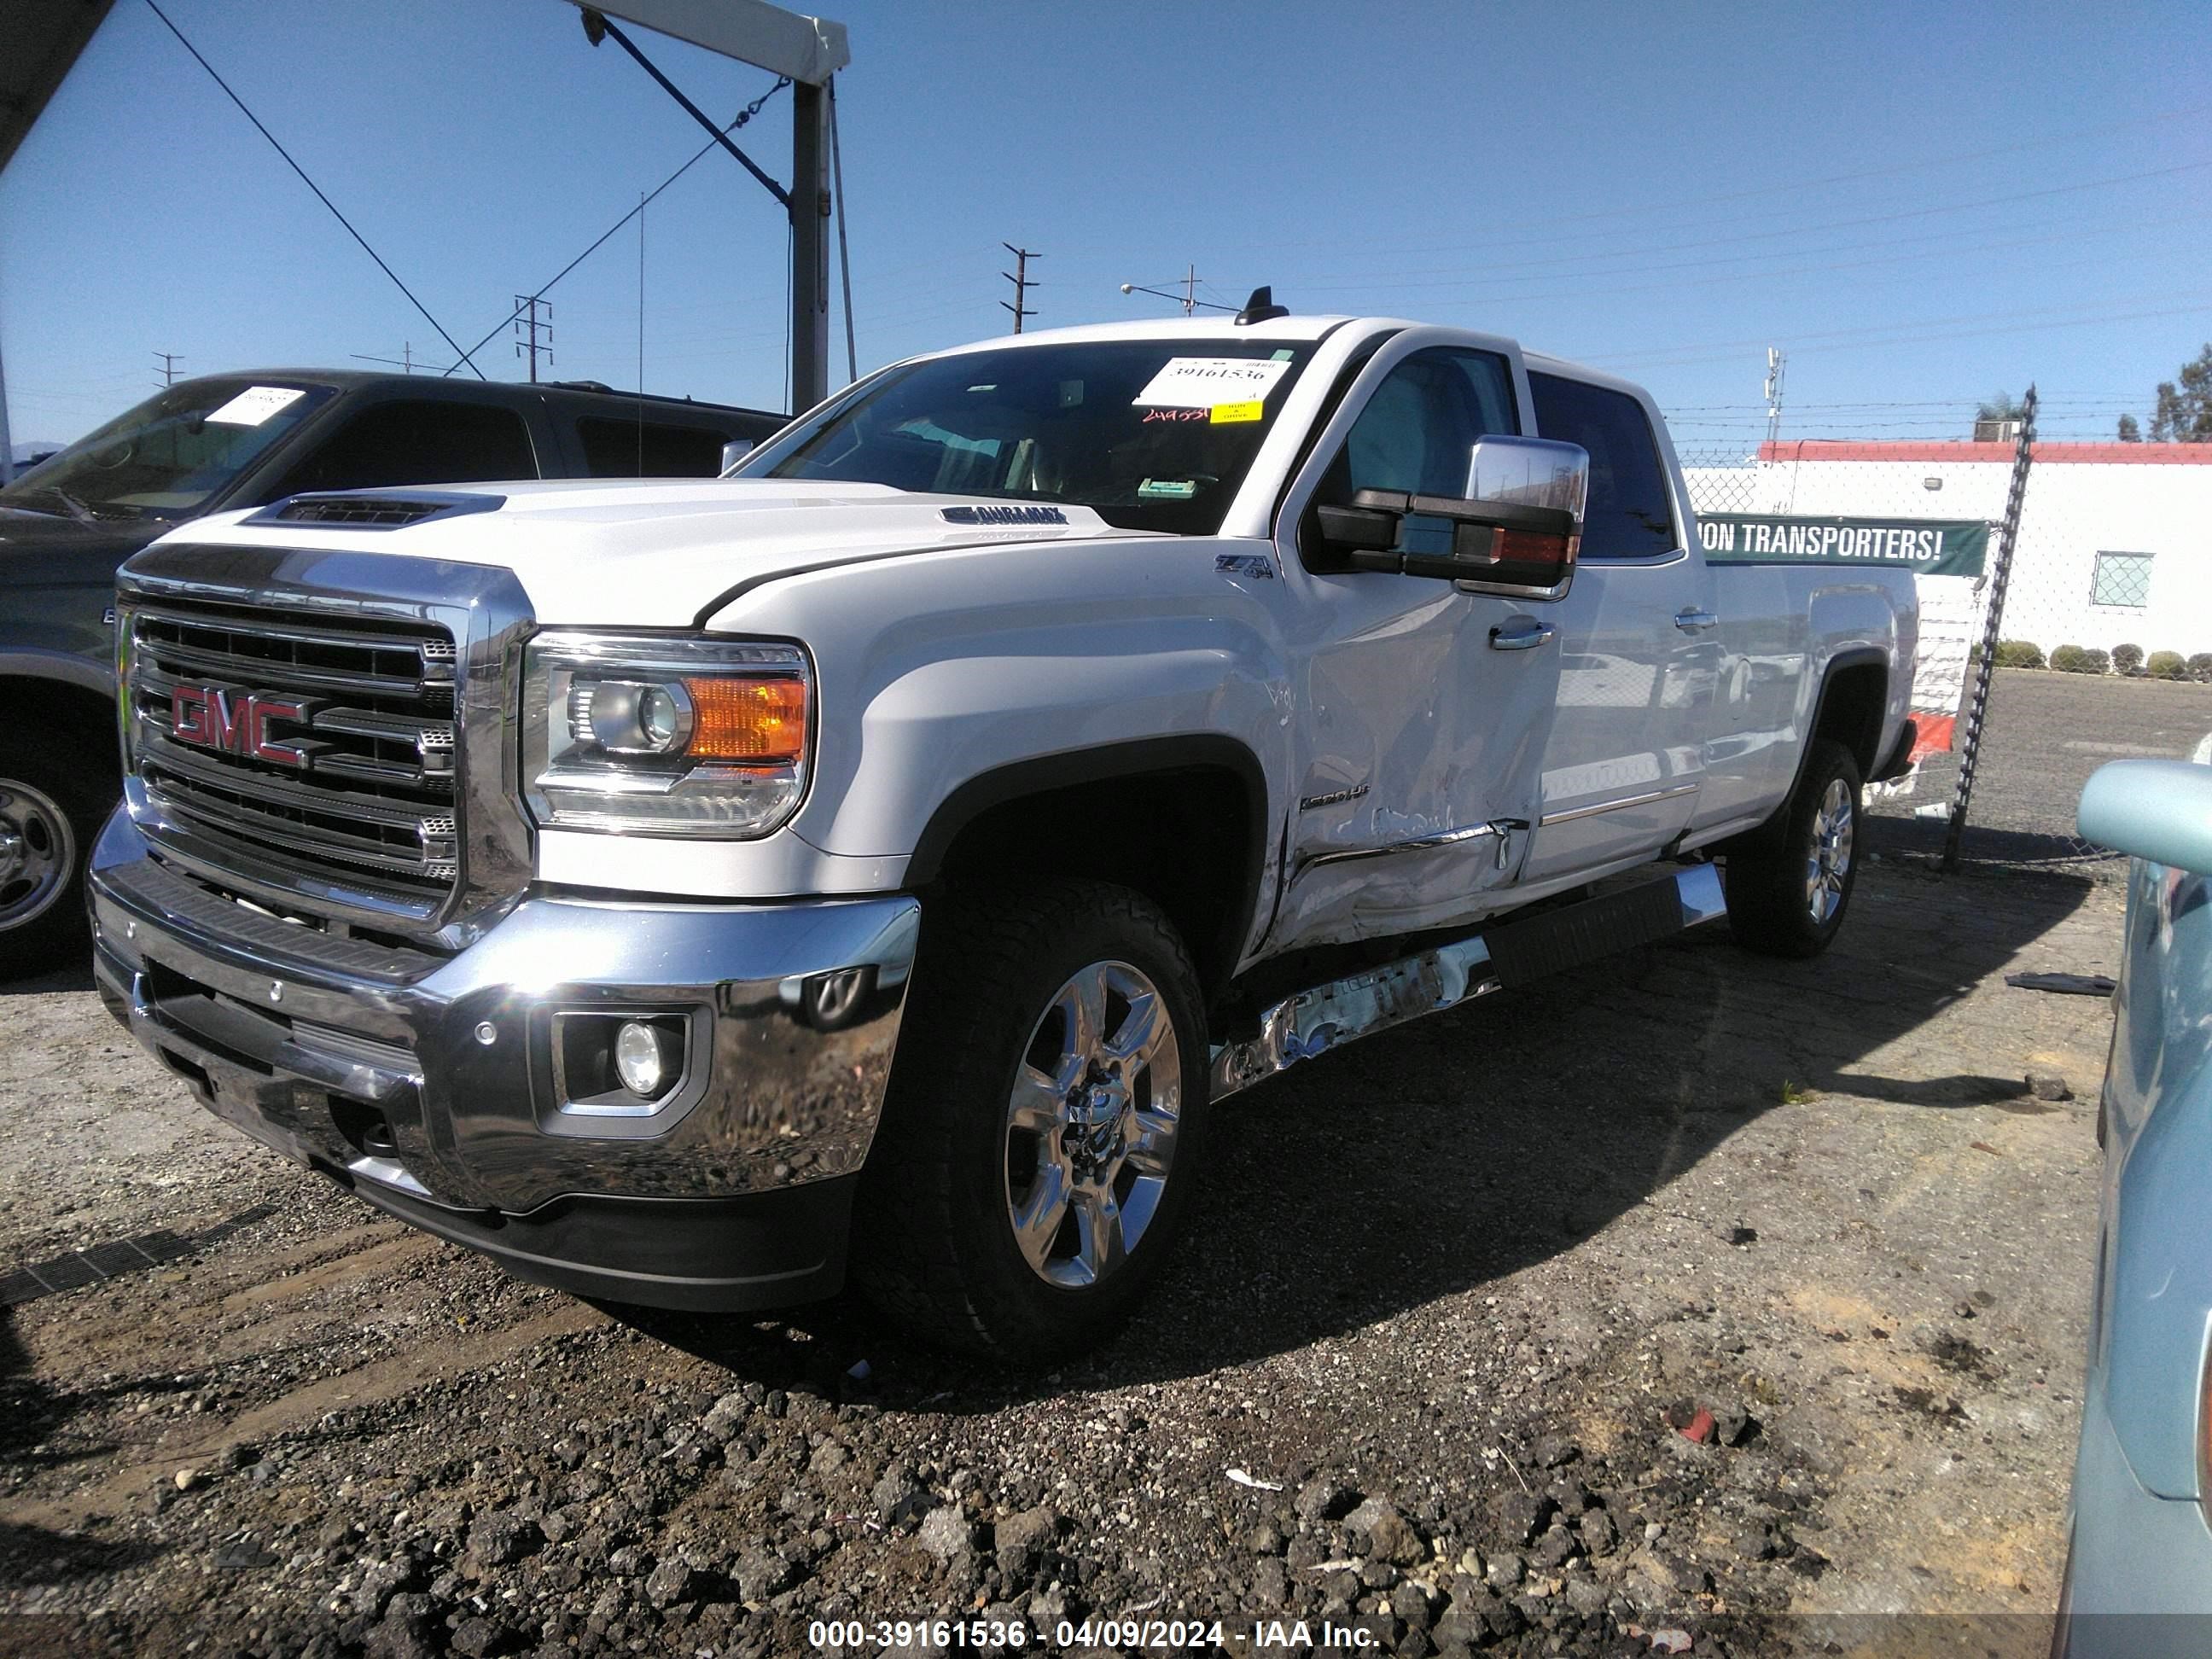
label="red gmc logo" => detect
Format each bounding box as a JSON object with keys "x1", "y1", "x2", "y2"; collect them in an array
[{"x1": 170, "y1": 684, "x2": 315, "y2": 769}]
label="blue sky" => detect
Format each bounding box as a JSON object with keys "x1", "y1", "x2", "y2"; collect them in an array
[{"x1": 4, "y1": 0, "x2": 2209, "y2": 455}]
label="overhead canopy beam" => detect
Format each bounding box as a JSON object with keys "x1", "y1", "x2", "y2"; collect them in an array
[
  {"x1": 2, "y1": 0, "x2": 119, "y2": 481},
  {"x1": 0, "y1": 0, "x2": 115, "y2": 172},
  {"x1": 568, "y1": 0, "x2": 847, "y2": 415},
  {"x1": 569, "y1": 0, "x2": 846, "y2": 84}
]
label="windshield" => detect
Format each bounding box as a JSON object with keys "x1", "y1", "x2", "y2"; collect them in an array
[
  {"x1": 0, "y1": 379, "x2": 336, "y2": 522},
  {"x1": 753, "y1": 339, "x2": 1316, "y2": 534}
]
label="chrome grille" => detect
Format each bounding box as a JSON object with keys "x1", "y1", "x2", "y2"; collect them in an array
[{"x1": 125, "y1": 599, "x2": 463, "y2": 906}]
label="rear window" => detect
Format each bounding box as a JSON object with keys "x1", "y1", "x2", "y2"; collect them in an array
[
  {"x1": 271, "y1": 399, "x2": 538, "y2": 497},
  {"x1": 1528, "y1": 373, "x2": 1677, "y2": 559},
  {"x1": 578, "y1": 416, "x2": 731, "y2": 478}
]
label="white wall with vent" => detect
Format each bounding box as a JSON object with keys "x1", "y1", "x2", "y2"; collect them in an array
[{"x1": 1680, "y1": 449, "x2": 2212, "y2": 661}]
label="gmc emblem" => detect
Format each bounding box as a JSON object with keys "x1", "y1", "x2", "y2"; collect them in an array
[{"x1": 170, "y1": 684, "x2": 316, "y2": 769}]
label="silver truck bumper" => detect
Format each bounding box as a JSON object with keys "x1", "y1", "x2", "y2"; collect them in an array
[{"x1": 86, "y1": 806, "x2": 920, "y2": 1310}]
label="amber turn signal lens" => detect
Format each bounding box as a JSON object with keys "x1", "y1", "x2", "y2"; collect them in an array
[
  {"x1": 1494, "y1": 529, "x2": 1577, "y2": 572},
  {"x1": 681, "y1": 675, "x2": 806, "y2": 764}
]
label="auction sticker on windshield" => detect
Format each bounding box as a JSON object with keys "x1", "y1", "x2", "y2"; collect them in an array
[
  {"x1": 207, "y1": 386, "x2": 307, "y2": 427},
  {"x1": 1132, "y1": 357, "x2": 1291, "y2": 410}
]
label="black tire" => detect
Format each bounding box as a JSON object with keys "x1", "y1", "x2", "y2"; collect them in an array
[
  {"x1": 853, "y1": 879, "x2": 1208, "y2": 1362},
  {"x1": 0, "y1": 727, "x2": 116, "y2": 981},
  {"x1": 1723, "y1": 737, "x2": 1862, "y2": 959}
]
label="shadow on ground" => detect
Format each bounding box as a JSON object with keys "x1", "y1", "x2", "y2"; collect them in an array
[
  {"x1": 1866, "y1": 811, "x2": 2122, "y2": 874},
  {"x1": 622, "y1": 859, "x2": 2099, "y2": 1409},
  {"x1": 0, "y1": 959, "x2": 96, "y2": 997},
  {"x1": 0, "y1": 1307, "x2": 165, "y2": 1591}
]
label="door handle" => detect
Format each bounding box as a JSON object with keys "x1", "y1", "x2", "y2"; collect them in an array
[
  {"x1": 1489, "y1": 619, "x2": 1556, "y2": 650},
  {"x1": 1674, "y1": 608, "x2": 1720, "y2": 633}
]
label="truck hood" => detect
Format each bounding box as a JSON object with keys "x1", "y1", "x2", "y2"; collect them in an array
[{"x1": 156, "y1": 478, "x2": 1150, "y2": 626}]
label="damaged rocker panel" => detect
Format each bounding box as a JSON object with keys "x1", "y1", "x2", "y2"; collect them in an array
[{"x1": 1209, "y1": 862, "x2": 1728, "y2": 1101}]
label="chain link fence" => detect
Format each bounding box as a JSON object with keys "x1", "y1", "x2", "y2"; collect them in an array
[{"x1": 1678, "y1": 411, "x2": 2212, "y2": 871}]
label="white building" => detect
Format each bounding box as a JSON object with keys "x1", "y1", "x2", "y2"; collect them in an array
[{"x1": 1683, "y1": 441, "x2": 2212, "y2": 663}]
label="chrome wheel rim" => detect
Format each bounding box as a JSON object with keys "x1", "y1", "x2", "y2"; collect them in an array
[
  {"x1": 1805, "y1": 777, "x2": 1854, "y2": 925},
  {"x1": 0, "y1": 777, "x2": 75, "y2": 933},
  {"x1": 809, "y1": 967, "x2": 868, "y2": 1023},
  {"x1": 1003, "y1": 958, "x2": 1182, "y2": 1289}
]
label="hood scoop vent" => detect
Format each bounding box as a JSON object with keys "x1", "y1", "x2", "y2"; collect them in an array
[{"x1": 247, "y1": 491, "x2": 505, "y2": 530}]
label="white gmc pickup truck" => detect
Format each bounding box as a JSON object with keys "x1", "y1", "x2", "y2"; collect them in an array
[{"x1": 90, "y1": 305, "x2": 1918, "y2": 1359}]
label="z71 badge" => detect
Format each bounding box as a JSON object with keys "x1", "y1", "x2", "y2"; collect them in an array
[{"x1": 1214, "y1": 553, "x2": 1275, "y2": 579}]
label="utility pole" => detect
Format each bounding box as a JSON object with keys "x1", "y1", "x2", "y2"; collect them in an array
[
  {"x1": 0, "y1": 332, "x2": 13, "y2": 486},
  {"x1": 1000, "y1": 243, "x2": 1039, "y2": 333},
  {"x1": 1181, "y1": 264, "x2": 1200, "y2": 316},
  {"x1": 155, "y1": 352, "x2": 183, "y2": 388},
  {"x1": 1763, "y1": 347, "x2": 1787, "y2": 447},
  {"x1": 514, "y1": 295, "x2": 554, "y2": 382},
  {"x1": 791, "y1": 76, "x2": 830, "y2": 410}
]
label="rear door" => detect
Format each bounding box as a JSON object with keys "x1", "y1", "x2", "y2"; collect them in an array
[
  {"x1": 1516, "y1": 371, "x2": 1720, "y2": 883},
  {"x1": 1266, "y1": 329, "x2": 1564, "y2": 950}
]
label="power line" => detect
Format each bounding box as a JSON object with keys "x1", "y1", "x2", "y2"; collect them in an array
[
  {"x1": 1296, "y1": 203, "x2": 2212, "y2": 302},
  {"x1": 1271, "y1": 101, "x2": 2212, "y2": 259},
  {"x1": 1290, "y1": 159, "x2": 2212, "y2": 291},
  {"x1": 1001, "y1": 244, "x2": 1039, "y2": 333},
  {"x1": 441, "y1": 75, "x2": 789, "y2": 379},
  {"x1": 1666, "y1": 396, "x2": 2145, "y2": 410},
  {"x1": 1589, "y1": 284, "x2": 2212, "y2": 364},
  {"x1": 351, "y1": 345, "x2": 445, "y2": 375},
  {"x1": 1589, "y1": 294, "x2": 2212, "y2": 373},
  {"x1": 829, "y1": 79, "x2": 857, "y2": 386},
  {"x1": 139, "y1": 0, "x2": 482, "y2": 380}
]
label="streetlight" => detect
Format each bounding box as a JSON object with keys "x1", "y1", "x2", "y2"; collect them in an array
[{"x1": 1118, "y1": 281, "x2": 1234, "y2": 315}]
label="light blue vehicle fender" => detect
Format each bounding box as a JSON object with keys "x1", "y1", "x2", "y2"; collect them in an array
[{"x1": 2080, "y1": 760, "x2": 2212, "y2": 1497}]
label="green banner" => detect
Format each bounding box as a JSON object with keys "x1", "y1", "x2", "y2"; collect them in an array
[{"x1": 1697, "y1": 514, "x2": 1988, "y2": 578}]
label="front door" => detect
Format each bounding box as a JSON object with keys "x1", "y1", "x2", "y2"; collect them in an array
[{"x1": 1266, "y1": 335, "x2": 1565, "y2": 952}]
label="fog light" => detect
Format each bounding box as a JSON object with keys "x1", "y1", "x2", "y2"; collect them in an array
[{"x1": 614, "y1": 1020, "x2": 676, "y2": 1097}]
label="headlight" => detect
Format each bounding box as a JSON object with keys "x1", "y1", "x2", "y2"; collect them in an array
[{"x1": 521, "y1": 632, "x2": 812, "y2": 837}]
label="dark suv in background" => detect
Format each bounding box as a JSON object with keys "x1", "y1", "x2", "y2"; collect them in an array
[{"x1": 0, "y1": 370, "x2": 783, "y2": 976}]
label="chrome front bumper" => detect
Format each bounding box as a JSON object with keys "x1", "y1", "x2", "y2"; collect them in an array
[{"x1": 87, "y1": 807, "x2": 920, "y2": 1308}]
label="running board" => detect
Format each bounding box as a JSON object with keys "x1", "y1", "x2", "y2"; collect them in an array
[{"x1": 1208, "y1": 863, "x2": 1727, "y2": 1100}]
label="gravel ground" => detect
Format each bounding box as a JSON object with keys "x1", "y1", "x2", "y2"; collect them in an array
[{"x1": 1, "y1": 853, "x2": 2122, "y2": 1658}]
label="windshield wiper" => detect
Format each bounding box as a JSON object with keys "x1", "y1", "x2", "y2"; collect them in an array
[{"x1": 2, "y1": 483, "x2": 99, "y2": 523}]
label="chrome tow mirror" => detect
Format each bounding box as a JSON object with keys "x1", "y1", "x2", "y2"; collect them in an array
[{"x1": 1313, "y1": 435, "x2": 1589, "y2": 599}]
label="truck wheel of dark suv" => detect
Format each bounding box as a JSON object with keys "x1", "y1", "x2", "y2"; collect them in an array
[{"x1": 0, "y1": 726, "x2": 110, "y2": 977}]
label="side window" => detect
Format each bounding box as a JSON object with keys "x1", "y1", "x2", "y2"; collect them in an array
[
  {"x1": 1329, "y1": 348, "x2": 1517, "y2": 501},
  {"x1": 1526, "y1": 373, "x2": 1675, "y2": 559},
  {"x1": 273, "y1": 400, "x2": 538, "y2": 497},
  {"x1": 577, "y1": 416, "x2": 729, "y2": 478}
]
